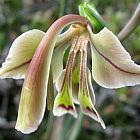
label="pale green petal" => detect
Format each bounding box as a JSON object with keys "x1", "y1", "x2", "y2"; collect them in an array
[
  {"x1": 56, "y1": 69, "x2": 79, "y2": 104},
  {"x1": 78, "y1": 79, "x2": 105, "y2": 129},
  {"x1": 52, "y1": 44, "x2": 69, "y2": 82},
  {"x1": 88, "y1": 27, "x2": 140, "y2": 88},
  {"x1": 55, "y1": 70, "x2": 65, "y2": 92},
  {"x1": 0, "y1": 29, "x2": 45, "y2": 79},
  {"x1": 54, "y1": 70, "x2": 77, "y2": 117},
  {"x1": 78, "y1": 48, "x2": 105, "y2": 129},
  {"x1": 53, "y1": 84, "x2": 77, "y2": 117},
  {"x1": 87, "y1": 69, "x2": 96, "y2": 105}
]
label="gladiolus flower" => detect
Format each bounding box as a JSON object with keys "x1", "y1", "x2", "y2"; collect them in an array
[{"x1": 0, "y1": 14, "x2": 140, "y2": 134}]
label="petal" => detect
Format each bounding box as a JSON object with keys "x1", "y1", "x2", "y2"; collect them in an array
[
  {"x1": 87, "y1": 69, "x2": 96, "y2": 105},
  {"x1": 54, "y1": 70, "x2": 77, "y2": 117},
  {"x1": 15, "y1": 15, "x2": 86, "y2": 134},
  {"x1": 78, "y1": 74, "x2": 105, "y2": 129},
  {"x1": 53, "y1": 70, "x2": 77, "y2": 117},
  {"x1": 72, "y1": 83, "x2": 79, "y2": 104},
  {"x1": 71, "y1": 53, "x2": 96, "y2": 105},
  {"x1": 78, "y1": 49, "x2": 105, "y2": 129},
  {"x1": 52, "y1": 44, "x2": 69, "y2": 82},
  {"x1": 0, "y1": 29, "x2": 45, "y2": 79},
  {"x1": 56, "y1": 69, "x2": 79, "y2": 104},
  {"x1": 89, "y1": 27, "x2": 140, "y2": 88},
  {"x1": 55, "y1": 70, "x2": 65, "y2": 92}
]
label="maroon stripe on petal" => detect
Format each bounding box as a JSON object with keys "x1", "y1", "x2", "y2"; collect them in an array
[
  {"x1": 93, "y1": 45, "x2": 138, "y2": 75},
  {"x1": 2, "y1": 60, "x2": 31, "y2": 73},
  {"x1": 59, "y1": 104, "x2": 74, "y2": 111},
  {"x1": 85, "y1": 106, "x2": 96, "y2": 115}
]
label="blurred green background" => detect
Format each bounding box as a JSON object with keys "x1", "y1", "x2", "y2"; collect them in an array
[{"x1": 0, "y1": 0, "x2": 140, "y2": 140}]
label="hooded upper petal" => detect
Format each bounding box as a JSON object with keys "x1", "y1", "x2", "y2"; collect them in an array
[
  {"x1": 0, "y1": 29, "x2": 45, "y2": 79},
  {"x1": 88, "y1": 27, "x2": 140, "y2": 88}
]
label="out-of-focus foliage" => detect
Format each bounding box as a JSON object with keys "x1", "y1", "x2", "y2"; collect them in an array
[{"x1": 0, "y1": 0, "x2": 140, "y2": 140}]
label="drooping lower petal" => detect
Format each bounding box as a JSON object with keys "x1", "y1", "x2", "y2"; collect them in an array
[
  {"x1": 0, "y1": 29, "x2": 45, "y2": 79},
  {"x1": 53, "y1": 70, "x2": 77, "y2": 117},
  {"x1": 88, "y1": 27, "x2": 140, "y2": 88},
  {"x1": 78, "y1": 50, "x2": 105, "y2": 129},
  {"x1": 78, "y1": 85, "x2": 105, "y2": 129},
  {"x1": 87, "y1": 69, "x2": 96, "y2": 105}
]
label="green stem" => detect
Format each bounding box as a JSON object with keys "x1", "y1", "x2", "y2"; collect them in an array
[
  {"x1": 118, "y1": 4, "x2": 140, "y2": 41},
  {"x1": 59, "y1": 0, "x2": 65, "y2": 17},
  {"x1": 69, "y1": 111, "x2": 84, "y2": 140},
  {"x1": 50, "y1": 117, "x2": 64, "y2": 140},
  {"x1": 60, "y1": 116, "x2": 74, "y2": 140},
  {"x1": 42, "y1": 112, "x2": 54, "y2": 140},
  {"x1": 79, "y1": 2, "x2": 106, "y2": 32}
]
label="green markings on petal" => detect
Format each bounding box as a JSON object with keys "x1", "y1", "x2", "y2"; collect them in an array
[
  {"x1": 87, "y1": 69, "x2": 96, "y2": 105},
  {"x1": 78, "y1": 49, "x2": 105, "y2": 129},
  {"x1": 78, "y1": 83, "x2": 105, "y2": 129},
  {"x1": 0, "y1": 29, "x2": 45, "y2": 79},
  {"x1": 53, "y1": 72, "x2": 77, "y2": 117}
]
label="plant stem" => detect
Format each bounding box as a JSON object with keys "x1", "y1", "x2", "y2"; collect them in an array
[
  {"x1": 50, "y1": 117, "x2": 64, "y2": 140},
  {"x1": 59, "y1": 0, "x2": 65, "y2": 17},
  {"x1": 69, "y1": 111, "x2": 84, "y2": 140},
  {"x1": 42, "y1": 112, "x2": 54, "y2": 140},
  {"x1": 118, "y1": 4, "x2": 140, "y2": 41}
]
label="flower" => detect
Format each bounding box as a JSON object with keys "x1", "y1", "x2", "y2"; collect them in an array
[{"x1": 0, "y1": 14, "x2": 140, "y2": 134}]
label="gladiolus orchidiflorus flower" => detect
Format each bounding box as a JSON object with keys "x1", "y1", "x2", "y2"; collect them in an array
[{"x1": 0, "y1": 14, "x2": 140, "y2": 134}]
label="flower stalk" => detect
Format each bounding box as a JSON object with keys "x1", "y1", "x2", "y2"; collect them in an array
[{"x1": 118, "y1": 4, "x2": 140, "y2": 41}]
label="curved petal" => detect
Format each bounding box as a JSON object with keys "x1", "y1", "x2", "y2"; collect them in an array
[
  {"x1": 88, "y1": 27, "x2": 140, "y2": 88},
  {"x1": 78, "y1": 75, "x2": 105, "y2": 128},
  {"x1": 0, "y1": 29, "x2": 45, "y2": 79},
  {"x1": 15, "y1": 15, "x2": 87, "y2": 134},
  {"x1": 87, "y1": 69, "x2": 96, "y2": 105},
  {"x1": 78, "y1": 85, "x2": 105, "y2": 129},
  {"x1": 78, "y1": 51, "x2": 105, "y2": 129},
  {"x1": 53, "y1": 70, "x2": 77, "y2": 117}
]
